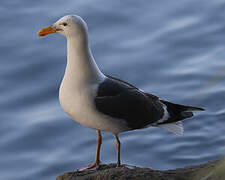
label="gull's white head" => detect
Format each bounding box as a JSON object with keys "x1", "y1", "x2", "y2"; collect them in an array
[{"x1": 38, "y1": 15, "x2": 88, "y2": 39}]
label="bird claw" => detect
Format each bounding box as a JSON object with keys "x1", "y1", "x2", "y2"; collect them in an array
[
  {"x1": 77, "y1": 163, "x2": 100, "y2": 172},
  {"x1": 124, "y1": 164, "x2": 135, "y2": 169}
]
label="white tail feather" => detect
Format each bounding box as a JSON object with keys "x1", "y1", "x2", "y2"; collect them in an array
[{"x1": 157, "y1": 121, "x2": 183, "y2": 135}]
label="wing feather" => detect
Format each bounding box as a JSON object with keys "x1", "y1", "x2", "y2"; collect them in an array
[{"x1": 95, "y1": 78, "x2": 164, "y2": 129}]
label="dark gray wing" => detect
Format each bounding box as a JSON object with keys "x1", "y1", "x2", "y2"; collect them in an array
[{"x1": 94, "y1": 77, "x2": 164, "y2": 129}]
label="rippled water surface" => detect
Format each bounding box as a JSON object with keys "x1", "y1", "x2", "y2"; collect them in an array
[{"x1": 1, "y1": 1, "x2": 225, "y2": 180}]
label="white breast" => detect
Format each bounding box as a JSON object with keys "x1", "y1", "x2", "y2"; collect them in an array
[{"x1": 59, "y1": 79, "x2": 130, "y2": 134}]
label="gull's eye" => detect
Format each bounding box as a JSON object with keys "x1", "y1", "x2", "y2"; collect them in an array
[{"x1": 62, "y1": 22, "x2": 68, "y2": 26}]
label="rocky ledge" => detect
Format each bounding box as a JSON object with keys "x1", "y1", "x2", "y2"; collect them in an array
[{"x1": 56, "y1": 158, "x2": 225, "y2": 180}]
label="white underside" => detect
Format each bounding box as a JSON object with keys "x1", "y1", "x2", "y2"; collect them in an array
[
  {"x1": 157, "y1": 121, "x2": 184, "y2": 135},
  {"x1": 59, "y1": 78, "x2": 131, "y2": 134}
]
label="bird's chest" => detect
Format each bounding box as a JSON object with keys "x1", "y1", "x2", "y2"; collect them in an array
[
  {"x1": 59, "y1": 80, "x2": 99, "y2": 127},
  {"x1": 59, "y1": 78, "x2": 132, "y2": 134}
]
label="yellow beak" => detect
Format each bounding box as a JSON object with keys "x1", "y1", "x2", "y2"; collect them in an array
[{"x1": 38, "y1": 26, "x2": 57, "y2": 37}]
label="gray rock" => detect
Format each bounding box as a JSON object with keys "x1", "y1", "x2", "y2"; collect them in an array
[{"x1": 56, "y1": 158, "x2": 225, "y2": 180}]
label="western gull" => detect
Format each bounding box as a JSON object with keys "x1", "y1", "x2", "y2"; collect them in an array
[{"x1": 38, "y1": 15, "x2": 204, "y2": 171}]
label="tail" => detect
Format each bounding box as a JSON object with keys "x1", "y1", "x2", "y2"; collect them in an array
[{"x1": 156, "y1": 100, "x2": 204, "y2": 135}]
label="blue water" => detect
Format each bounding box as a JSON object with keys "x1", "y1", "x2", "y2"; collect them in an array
[{"x1": 1, "y1": 1, "x2": 225, "y2": 179}]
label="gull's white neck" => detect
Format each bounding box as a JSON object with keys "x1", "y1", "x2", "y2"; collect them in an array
[
  {"x1": 64, "y1": 36, "x2": 105, "y2": 87},
  {"x1": 59, "y1": 32, "x2": 105, "y2": 128}
]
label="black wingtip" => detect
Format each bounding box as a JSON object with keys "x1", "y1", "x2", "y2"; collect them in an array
[{"x1": 191, "y1": 107, "x2": 205, "y2": 111}]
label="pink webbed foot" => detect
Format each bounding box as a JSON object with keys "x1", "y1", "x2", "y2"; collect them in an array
[{"x1": 77, "y1": 162, "x2": 100, "y2": 172}]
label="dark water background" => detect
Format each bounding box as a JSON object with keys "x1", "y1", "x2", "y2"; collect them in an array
[{"x1": 1, "y1": 1, "x2": 225, "y2": 179}]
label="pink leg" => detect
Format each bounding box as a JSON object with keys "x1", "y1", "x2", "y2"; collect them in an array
[
  {"x1": 114, "y1": 134, "x2": 121, "y2": 167},
  {"x1": 78, "y1": 130, "x2": 102, "y2": 171}
]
